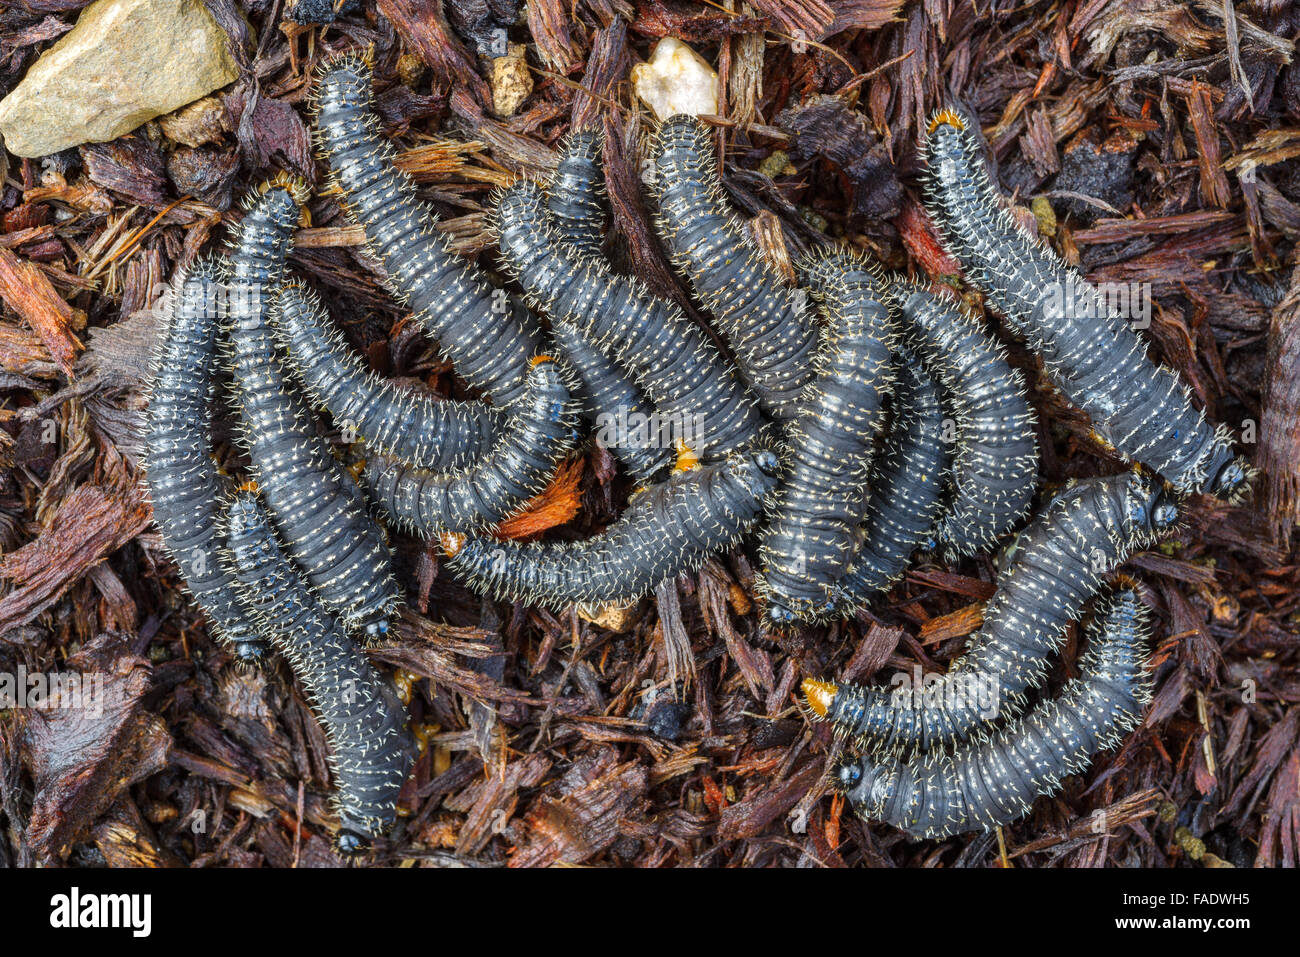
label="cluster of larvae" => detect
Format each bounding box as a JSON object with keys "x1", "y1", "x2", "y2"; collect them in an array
[{"x1": 146, "y1": 56, "x2": 1253, "y2": 847}]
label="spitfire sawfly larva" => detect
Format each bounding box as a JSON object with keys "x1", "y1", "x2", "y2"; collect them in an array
[
  {"x1": 271, "y1": 281, "x2": 504, "y2": 472},
  {"x1": 493, "y1": 179, "x2": 765, "y2": 460},
  {"x1": 831, "y1": 351, "x2": 950, "y2": 612},
  {"x1": 221, "y1": 490, "x2": 415, "y2": 854},
  {"x1": 922, "y1": 108, "x2": 1252, "y2": 502},
  {"x1": 363, "y1": 355, "x2": 578, "y2": 534},
  {"x1": 897, "y1": 283, "x2": 1039, "y2": 559},
  {"x1": 831, "y1": 587, "x2": 1151, "y2": 840},
  {"x1": 758, "y1": 250, "x2": 896, "y2": 626},
  {"x1": 315, "y1": 54, "x2": 542, "y2": 405},
  {"x1": 804, "y1": 472, "x2": 1177, "y2": 754},
  {"x1": 442, "y1": 450, "x2": 781, "y2": 608},
  {"x1": 649, "y1": 114, "x2": 818, "y2": 422},
  {"x1": 225, "y1": 183, "x2": 400, "y2": 640},
  {"x1": 143, "y1": 259, "x2": 268, "y2": 664},
  {"x1": 542, "y1": 129, "x2": 675, "y2": 481},
  {"x1": 546, "y1": 127, "x2": 607, "y2": 258}
]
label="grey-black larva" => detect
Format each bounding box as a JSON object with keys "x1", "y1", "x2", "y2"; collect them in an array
[
  {"x1": 831, "y1": 351, "x2": 949, "y2": 611},
  {"x1": 221, "y1": 490, "x2": 415, "y2": 854},
  {"x1": 493, "y1": 179, "x2": 765, "y2": 460},
  {"x1": 443, "y1": 451, "x2": 781, "y2": 608},
  {"x1": 546, "y1": 128, "x2": 607, "y2": 258},
  {"x1": 225, "y1": 183, "x2": 400, "y2": 639},
  {"x1": 143, "y1": 259, "x2": 268, "y2": 664},
  {"x1": 923, "y1": 109, "x2": 1252, "y2": 502},
  {"x1": 897, "y1": 283, "x2": 1038, "y2": 558},
  {"x1": 649, "y1": 115, "x2": 818, "y2": 421},
  {"x1": 363, "y1": 355, "x2": 578, "y2": 533},
  {"x1": 804, "y1": 472, "x2": 1176, "y2": 754},
  {"x1": 272, "y1": 281, "x2": 503, "y2": 472},
  {"x1": 758, "y1": 250, "x2": 895, "y2": 626},
  {"x1": 832, "y1": 588, "x2": 1151, "y2": 839},
  {"x1": 543, "y1": 129, "x2": 674, "y2": 481},
  {"x1": 315, "y1": 54, "x2": 542, "y2": 405}
]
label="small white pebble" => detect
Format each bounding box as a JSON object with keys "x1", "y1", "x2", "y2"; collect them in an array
[{"x1": 632, "y1": 38, "x2": 719, "y2": 121}]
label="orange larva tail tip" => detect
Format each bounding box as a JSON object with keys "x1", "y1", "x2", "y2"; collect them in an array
[
  {"x1": 530, "y1": 354, "x2": 554, "y2": 366},
  {"x1": 674, "y1": 441, "x2": 700, "y2": 473},
  {"x1": 259, "y1": 171, "x2": 312, "y2": 206},
  {"x1": 439, "y1": 530, "x2": 466, "y2": 557},
  {"x1": 801, "y1": 677, "x2": 838, "y2": 719},
  {"x1": 927, "y1": 109, "x2": 967, "y2": 134}
]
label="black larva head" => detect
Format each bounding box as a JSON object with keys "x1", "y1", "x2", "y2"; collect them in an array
[
  {"x1": 1210, "y1": 457, "x2": 1252, "y2": 503},
  {"x1": 766, "y1": 601, "x2": 798, "y2": 627},
  {"x1": 334, "y1": 829, "x2": 371, "y2": 857},
  {"x1": 831, "y1": 755, "x2": 894, "y2": 818},
  {"x1": 737, "y1": 450, "x2": 782, "y2": 500},
  {"x1": 1126, "y1": 477, "x2": 1178, "y2": 533},
  {"x1": 833, "y1": 757, "x2": 863, "y2": 792},
  {"x1": 233, "y1": 640, "x2": 268, "y2": 665}
]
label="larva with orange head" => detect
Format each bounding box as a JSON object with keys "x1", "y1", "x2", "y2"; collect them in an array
[
  {"x1": 315, "y1": 54, "x2": 542, "y2": 405},
  {"x1": 807, "y1": 473, "x2": 1177, "y2": 754},
  {"x1": 831, "y1": 589, "x2": 1151, "y2": 839},
  {"x1": 225, "y1": 183, "x2": 400, "y2": 640},
  {"x1": 443, "y1": 451, "x2": 781, "y2": 607},
  {"x1": 923, "y1": 108, "x2": 1252, "y2": 501}
]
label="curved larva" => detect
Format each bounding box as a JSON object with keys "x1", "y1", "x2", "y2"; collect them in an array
[
  {"x1": 272, "y1": 282, "x2": 503, "y2": 472},
  {"x1": 546, "y1": 128, "x2": 606, "y2": 258},
  {"x1": 363, "y1": 356, "x2": 578, "y2": 533},
  {"x1": 649, "y1": 115, "x2": 818, "y2": 421},
  {"x1": 897, "y1": 283, "x2": 1038, "y2": 558},
  {"x1": 444, "y1": 451, "x2": 781, "y2": 607},
  {"x1": 221, "y1": 491, "x2": 415, "y2": 854},
  {"x1": 923, "y1": 110, "x2": 1252, "y2": 501},
  {"x1": 831, "y1": 352, "x2": 950, "y2": 611},
  {"x1": 832, "y1": 588, "x2": 1151, "y2": 839},
  {"x1": 758, "y1": 251, "x2": 895, "y2": 625},
  {"x1": 804, "y1": 472, "x2": 1177, "y2": 753},
  {"x1": 493, "y1": 179, "x2": 765, "y2": 459},
  {"x1": 315, "y1": 55, "x2": 542, "y2": 405},
  {"x1": 226, "y1": 184, "x2": 400, "y2": 639},
  {"x1": 143, "y1": 259, "x2": 268, "y2": 664},
  {"x1": 549, "y1": 320, "x2": 674, "y2": 482},
  {"x1": 542, "y1": 130, "x2": 674, "y2": 481}
]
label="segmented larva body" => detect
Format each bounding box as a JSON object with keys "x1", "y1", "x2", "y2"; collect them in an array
[
  {"x1": 649, "y1": 115, "x2": 818, "y2": 421},
  {"x1": 143, "y1": 260, "x2": 268, "y2": 664},
  {"x1": 221, "y1": 491, "x2": 414, "y2": 853},
  {"x1": 832, "y1": 588, "x2": 1151, "y2": 839},
  {"x1": 923, "y1": 111, "x2": 1251, "y2": 501},
  {"x1": 546, "y1": 128, "x2": 606, "y2": 257},
  {"x1": 832, "y1": 353, "x2": 949, "y2": 610},
  {"x1": 549, "y1": 320, "x2": 674, "y2": 481},
  {"x1": 363, "y1": 356, "x2": 578, "y2": 533},
  {"x1": 444, "y1": 451, "x2": 781, "y2": 607},
  {"x1": 315, "y1": 56, "x2": 541, "y2": 405},
  {"x1": 758, "y1": 252, "x2": 896, "y2": 625},
  {"x1": 226, "y1": 185, "x2": 400, "y2": 639},
  {"x1": 898, "y1": 284, "x2": 1038, "y2": 558},
  {"x1": 493, "y1": 180, "x2": 764, "y2": 459},
  {"x1": 543, "y1": 130, "x2": 674, "y2": 481},
  {"x1": 272, "y1": 282, "x2": 503, "y2": 472},
  {"x1": 805, "y1": 472, "x2": 1176, "y2": 753}
]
